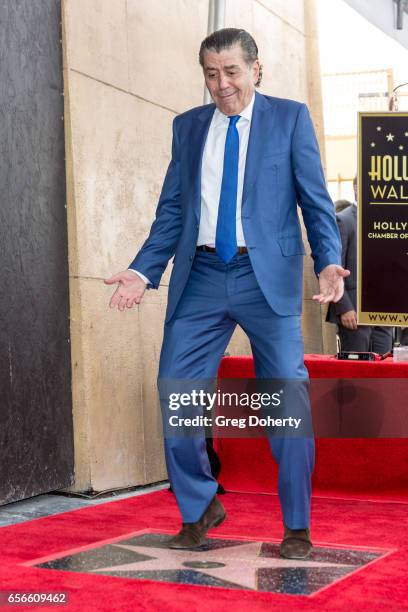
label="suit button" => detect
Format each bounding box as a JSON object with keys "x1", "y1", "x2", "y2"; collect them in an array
[
  {"x1": 196, "y1": 224, "x2": 199, "y2": 230},
  {"x1": 189, "y1": 255, "x2": 194, "y2": 261}
]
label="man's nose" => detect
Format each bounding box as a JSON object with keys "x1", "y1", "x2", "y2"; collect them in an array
[{"x1": 218, "y1": 74, "x2": 230, "y2": 90}]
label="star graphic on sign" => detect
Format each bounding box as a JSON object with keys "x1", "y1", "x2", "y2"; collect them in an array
[
  {"x1": 386, "y1": 133, "x2": 395, "y2": 142},
  {"x1": 92, "y1": 541, "x2": 353, "y2": 591},
  {"x1": 376, "y1": 126, "x2": 382, "y2": 131},
  {"x1": 370, "y1": 142, "x2": 376, "y2": 147},
  {"x1": 399, "y1": 145, "x2": 404, "y2": 150},
  {"x1": 405, "y1": 132, "x2": 408, "y2": 137}
]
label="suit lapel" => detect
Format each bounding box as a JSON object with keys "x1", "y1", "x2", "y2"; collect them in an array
[
  {"x1": 187, "y1": 92, "x2": 276, "y2": 220},
  {"x1": 242, "y1": 91, "x2": 277, "y2": 209},
  {"x1": 189, "y1": 104, "x2": 215, "y2": 221}
]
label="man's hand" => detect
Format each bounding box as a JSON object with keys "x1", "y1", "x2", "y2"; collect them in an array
[
  {"x1": 340, "y1": 310, "x2": 358, "y2": 330},
  {"x1": 312, "y1": 264, "x2": 350, "y2": 304},
  {"x1": 104, "y1": 271, "x2": 147, "y2": 311}
]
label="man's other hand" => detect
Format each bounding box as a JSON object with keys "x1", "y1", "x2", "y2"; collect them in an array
[
  {"x1": 312, "y1": 264, "x2": 350, "y2": 304},
  {"x1": 340, "y1": 310, "x2": 358, "y2": 330},
  {"x1": 104, "y1": 271, "x2": 147, "y2": 311}
]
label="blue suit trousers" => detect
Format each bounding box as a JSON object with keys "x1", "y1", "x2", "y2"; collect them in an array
[{"x1": 158, "y1": 250, "x2": 315, "y2": 529}]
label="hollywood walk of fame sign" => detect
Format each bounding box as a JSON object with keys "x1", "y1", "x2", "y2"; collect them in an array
[
  {"x1": 33, "y1": 532, "x2": 386, "y2": 596},
  {"x1": 358, "y1": 112, "x2": 408, "y2": 325}
]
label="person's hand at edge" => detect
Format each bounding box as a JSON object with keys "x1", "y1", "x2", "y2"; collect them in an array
[{"x1": 340, "y1": 310, "x2": 358, "y2": 330}]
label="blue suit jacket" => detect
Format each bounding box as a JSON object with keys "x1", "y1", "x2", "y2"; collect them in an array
[{"x1": 129, "y1": 91, "x2": 341, "y2": 323}]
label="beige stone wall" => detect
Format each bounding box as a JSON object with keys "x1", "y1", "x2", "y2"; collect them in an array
[
  {"x1": 62, "y1": 0, "x2": 209, "y2": 492},
  {"x1": 62, "y1": 0, "x2": 332, "y2": 493}
]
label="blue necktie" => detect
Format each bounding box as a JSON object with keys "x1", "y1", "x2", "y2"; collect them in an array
[{"x1": 215, "y1": 115, "x2": 240, "y2": 263}]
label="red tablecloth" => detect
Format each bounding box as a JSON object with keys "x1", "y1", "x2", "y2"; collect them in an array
[
  {"x1": 215, "y1": 354, "x2": 408, "y2": 501},
  {"x1": 219, "y1": 353, "x2": 408, "y2": 378}
]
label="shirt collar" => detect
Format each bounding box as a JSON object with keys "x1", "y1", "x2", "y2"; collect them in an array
[{"x1": 213, "y1": 92, "x2": 255, "y2": 128}]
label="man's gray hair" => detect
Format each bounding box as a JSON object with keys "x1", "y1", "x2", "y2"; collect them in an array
[{"x1": 199, "y1": 28, "x2": 263, "y2": 87}]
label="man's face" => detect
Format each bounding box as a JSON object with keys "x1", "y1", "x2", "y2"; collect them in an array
[{"x1": 202, "y1": 44, "x2": 259, "y2": 116}]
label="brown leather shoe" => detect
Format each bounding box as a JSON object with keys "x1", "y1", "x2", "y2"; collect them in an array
[
  {"x1": 279, "y1": 526, "x2": 312, "y2": 559},
  {"x1": 168, "y1": 495, "x2": 226, "y2": 549}
]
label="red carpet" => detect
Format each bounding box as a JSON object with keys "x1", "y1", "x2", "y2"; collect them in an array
[
  {"x1": 0, "y1": 490, "x2": 407, "y2": 611},
  {"x1": 2, "y1": 355, "x2": 407, "y2": 609}
]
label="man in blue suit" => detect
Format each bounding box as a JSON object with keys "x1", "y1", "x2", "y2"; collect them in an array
[{"x1": 105, "y1": 28, "x2": 348, "y2": 559}]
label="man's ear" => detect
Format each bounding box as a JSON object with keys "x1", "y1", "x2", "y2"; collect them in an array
[{"x1": 253, "y1": 60, "x2": 260, "y2": 85}]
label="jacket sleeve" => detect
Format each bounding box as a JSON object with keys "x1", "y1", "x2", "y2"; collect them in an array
[
  {"x1": 128, "y1": 116, "x2": 183, "y2": 289},
  {"x1": 291, "y1": 104, "x2": 342, "y2": 275}
]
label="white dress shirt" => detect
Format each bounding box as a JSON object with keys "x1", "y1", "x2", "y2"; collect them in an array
[
  {"x1": 198, "y1": 92, "x2": 254, "y2": 247},
  {"x1": 129, "y1": 92, "x2": 255, "y2": 286}
]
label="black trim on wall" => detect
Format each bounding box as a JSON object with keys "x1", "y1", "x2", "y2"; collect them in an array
[{"x1": 0, "y1": 0, "x2": 74, "y2": 504}]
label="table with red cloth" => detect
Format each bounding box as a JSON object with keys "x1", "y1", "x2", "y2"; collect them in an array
[{"x1": 215, "y1": 354, "x2": 408, "y2": 502}]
